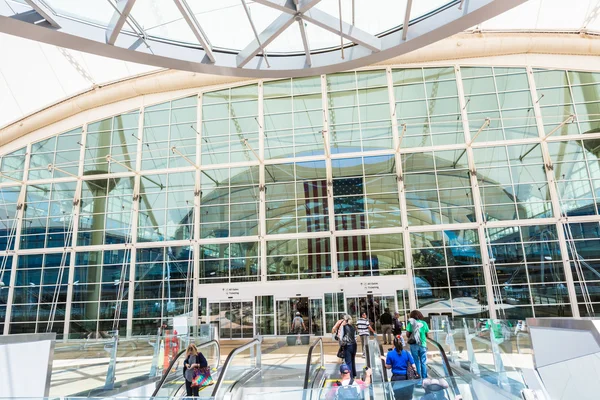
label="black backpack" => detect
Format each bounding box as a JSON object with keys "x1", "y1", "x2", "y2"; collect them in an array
[{"x1": 335, "y1": 379, "x2": 361, "y2": 400}]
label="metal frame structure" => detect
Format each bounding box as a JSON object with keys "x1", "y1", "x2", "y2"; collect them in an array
[
  {"x1": 4, "y1": 62, "x2": 600, "y2": 339},
  {"x1": 0, "y1": 0, "x2": 526, "y2": 77}
]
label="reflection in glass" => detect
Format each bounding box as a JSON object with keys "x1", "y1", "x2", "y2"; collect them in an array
[{"x1": 411, "y1": 230, "x2": 486, "y2": 318}]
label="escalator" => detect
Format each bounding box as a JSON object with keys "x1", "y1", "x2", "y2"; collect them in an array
[{"x1": 210, "y1": 338, "x2": 327, "y2": 400}]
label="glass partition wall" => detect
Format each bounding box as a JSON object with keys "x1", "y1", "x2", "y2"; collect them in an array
[{"x1": 2, "y1": 65, "x2": 600, "y2": 338}]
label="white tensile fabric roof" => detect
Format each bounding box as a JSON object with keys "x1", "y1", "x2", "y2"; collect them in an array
[{"x1": 0, "y1": 0, "x2": 599, "y2": 130}]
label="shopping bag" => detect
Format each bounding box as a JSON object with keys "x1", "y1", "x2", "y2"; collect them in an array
[{"x1": 191, "y1": 367, "x2": 214, "y2": 388}]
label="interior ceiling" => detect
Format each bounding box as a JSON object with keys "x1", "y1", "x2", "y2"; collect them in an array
[{"x1": 0, "y1": 0, "x2": 599, "y2": 131}]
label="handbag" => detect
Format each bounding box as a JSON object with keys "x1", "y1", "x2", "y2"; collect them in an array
[
  {"x1": 337, "y1": 346, "x2": 345, "y2": 359},
  {"x1": 405, "y1": 353, "x2": 419, "y2": 380},
  {"x1": 407, "y1": 332, "x2": 417, "y2": 345},
  {"x1": 191, "y1": 366, "x2": 214, "y2": 388}
]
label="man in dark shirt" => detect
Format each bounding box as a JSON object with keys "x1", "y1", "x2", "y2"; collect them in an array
[{"x1": 380, "y1": 308, "x2": 393, "y2": 345}]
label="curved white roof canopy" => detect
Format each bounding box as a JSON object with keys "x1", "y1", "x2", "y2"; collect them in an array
[
  {"x1": 0, "y1": 0, "x2": 526, "y2": 78},
  {"x1": 1, "y1": 0, "x2": 600, "y2": 131}
]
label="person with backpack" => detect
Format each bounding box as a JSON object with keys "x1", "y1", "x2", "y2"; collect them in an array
[
  {"x1": 329, "y1": 363, "x2": 372, "y2": 400},
  {"x1": 392, "y1": 311, "x2": 403, "y2": 336},
  {"x1": 406, "y1": 309, "x2": 430, "y2": 379},
  {"x1": 380, "y1": 335, "x2": 417, "y2": 400},
  {"x1": 291, "y1": 311, "x2": 307, "y2": 345},
  {"x1": 291, "y1": 311, "x2": 306, "y2": 334},
  {"x1": 332, "y1": 314, "x2": 358, "y2": 377}
]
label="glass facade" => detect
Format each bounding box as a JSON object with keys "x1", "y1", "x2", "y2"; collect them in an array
[{"x1": 2, "y1": 65, "x2": 600, "y2": 337}]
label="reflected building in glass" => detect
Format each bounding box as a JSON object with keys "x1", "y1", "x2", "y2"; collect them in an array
[{"x1": 2, "y1": 65, "x2": 600, "y2": 339}]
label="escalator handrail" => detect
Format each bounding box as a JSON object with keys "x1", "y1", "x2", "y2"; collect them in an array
[
  {"x1": 211, "y1": 338, "x2": 261, "y2": 399},
  {"x1": 303, "y1": 337, "x2": 324, "y2": 390},
  {"x1": 429, "y1": 338, "x2": 454, "y2": 377},
  {"x1": 428, "y1": 337, "x2": 462, "y2": 398},
  {"x1": 378, "y1": 343, "x2": 389, "y2": 383},
  {"x1": 151, "y1": 339, "x2": 220, "y2": 398}
]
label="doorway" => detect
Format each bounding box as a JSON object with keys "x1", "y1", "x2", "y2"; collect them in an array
[
  {"x1": 209, "y1": 301, "x2": 253, "y2": 339},
  {"x1": 276, "y1": 297, "x2": 322, "y2": 335},
  {"x1": 346, "y1": 295, "x2": 395, "y2": 331}
]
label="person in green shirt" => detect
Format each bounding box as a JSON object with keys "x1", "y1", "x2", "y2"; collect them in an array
[{"x1": 406, "y1": 310, "x2": 430, "y2": 378}]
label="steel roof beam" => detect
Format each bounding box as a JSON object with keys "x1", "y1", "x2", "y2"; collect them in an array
[
  {"x1": 254, "y1": 0, "x2": 321, "y2": 14},
  {"x1": 24, "y1": 0, "x2": 60, "y2": 28},
  {"x1": 297, "y1": 18, "x2": 312, "y2": 66},
  {"x1": 241, "y1": 0, "x2": 271, "y2": 68},
  {"x1": 106, "y1": 0, "x2": 137, "y2": 45},
  {"x1": 237, "y1": 2, "x2": 297, "y2": 68},
  {"x1": 173, "y1": 0, "x2": 215, "y2": 63},
  {"x1": 402, "y1": 0, "x2": 413, "y2": 41},
  {"x1": 302, "y1": 7, "x2": 381, "y2": 52}
]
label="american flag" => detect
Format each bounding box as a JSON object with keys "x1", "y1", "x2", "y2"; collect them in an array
[
  {"x1": 334, "y1": 178, "x2": 369, "y2": 276},
  {"x1": 304, "y1": 180, "x2": 330, "y2": 277}
]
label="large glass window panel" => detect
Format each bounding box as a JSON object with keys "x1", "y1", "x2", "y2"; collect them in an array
[
  {"x1": 264, "y1": 78, "x2": 324, "y2": 159},
  {"x1": 473, "y1": 144, "x2": 551, "y2": 221},
  {"x1": 394, "y1": 68, "x2": 463, "y2": 148},
  {"x1": 142, "y1": 97, "x2": 197, "y2": 170},
  {"x1": 200, "y1": 241, "x2": 259, "y2": 284},
  {"x1": 327, "y1": 71, "x2": 392, "y2": 153},
  {"x1": 84, "y1": 112, "x2": 139, "y2": 174},
  {"x1": 70, "y1": 250, "x2": 129, "y2": 337},
  {"x1": 403, "y1": 150, "x2": 473, "y2": 226},
  {"x1": 487, "y1": 224, "x2": 569, "y2": 318},
  {"x1": 265, "y1": 161, "x2": 328, "y2": 235},
  {"x1": 132, "y1": 246, "x2": 192, "y2": 333},
  {"x1": 29, "y1": 128, "x2": 82, "y2": 181},
  {"x1": 200, "y1": 167, "x2": 259, "y2": 239},
  {"x1": 0, "y1": 147, "x2": 26, "y2": 183},
  {"x1": 337, "y1": 233, "x2": 404, "y2": 278},
  {"x1": 0, "y1": 186, "x2": 20, "y2": 251},
  {"x1": 138, "y1": 172, "x2": 195, "y2": 242},
  {"x1": 267, "y1": 237, "x2": 331, "y2": 281},
  {"x1": 78, "y1": 176, "x2": 135, "y2": 245},
  {"x1": 332, "y1": 156, "x2": 400, "y2": 231},
  {"x1": 21, "y1": 181, "x2": 77, "y2": 249},
  {"x1": 202, "y1": 85, "x2": 258, "y2": 165},
  {"x1": 10, "y1": 253, "x2": 70, "y2": 335},
  {"x1": 410, "y1": 230, "x2": 486, "y2": 318},
  {"x1": 548, "y1": 139, "x2": 600, "y2": 216}
]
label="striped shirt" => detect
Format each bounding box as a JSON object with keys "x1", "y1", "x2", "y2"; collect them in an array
[{"x1": 356, "y1": 318, "x2": 370, "y2": 336}]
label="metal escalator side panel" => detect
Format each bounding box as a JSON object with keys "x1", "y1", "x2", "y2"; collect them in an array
[{"x1": 210, "y1": 338, "x2": 261, "y2": 400}]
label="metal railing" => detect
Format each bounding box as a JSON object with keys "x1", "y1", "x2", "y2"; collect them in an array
[
  {"x1": 303, "y1": 337, "x2": 325, "y2": 391},
  {"x1": 211, "y1": 338, "x2": 261, "y2": 400}
]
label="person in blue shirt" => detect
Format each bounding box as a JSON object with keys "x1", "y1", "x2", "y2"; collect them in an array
[{"x1": 380, "y1": 335, "x2": 417, "y2": 400}]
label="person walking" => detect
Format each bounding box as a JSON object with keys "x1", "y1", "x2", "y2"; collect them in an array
[
  {"x1": 183, "y1": 343, "x2": 208, "y2": 397},
  {"x1": 380, "y1": 308, "x2": 393, "y2": 345},
  {"x1": 356, "y1": 311, "x2": 376, "y2": 358},
  {"x1": 407, "y1": 310, "x2": 430, "y2": 379},
  {"x1": 291, "y1": 311, "x2": 307, "y2": 345},
  {"x1": 332, "y1": 314, "x2": 358, "y2": 378},
  {"x1": 380, "y1": 335, "x2": 417, "y2": 400},
  {"x1": 392, "y1": 311, "x2": 403, "y2": 336}
]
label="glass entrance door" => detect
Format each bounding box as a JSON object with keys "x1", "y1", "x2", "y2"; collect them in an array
[
  {"x1": 309, "y1": 298, "x2": 323, "y2": 336},
  {"x1": 209, "y1": 300, "x2": 253, "y2": 339},
  {"x1": 276, "y1": 297, "x2": 320, "y2": 335},
  {"x1": 346, "y1": 295, "x2": 395, "y2": 331}
]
